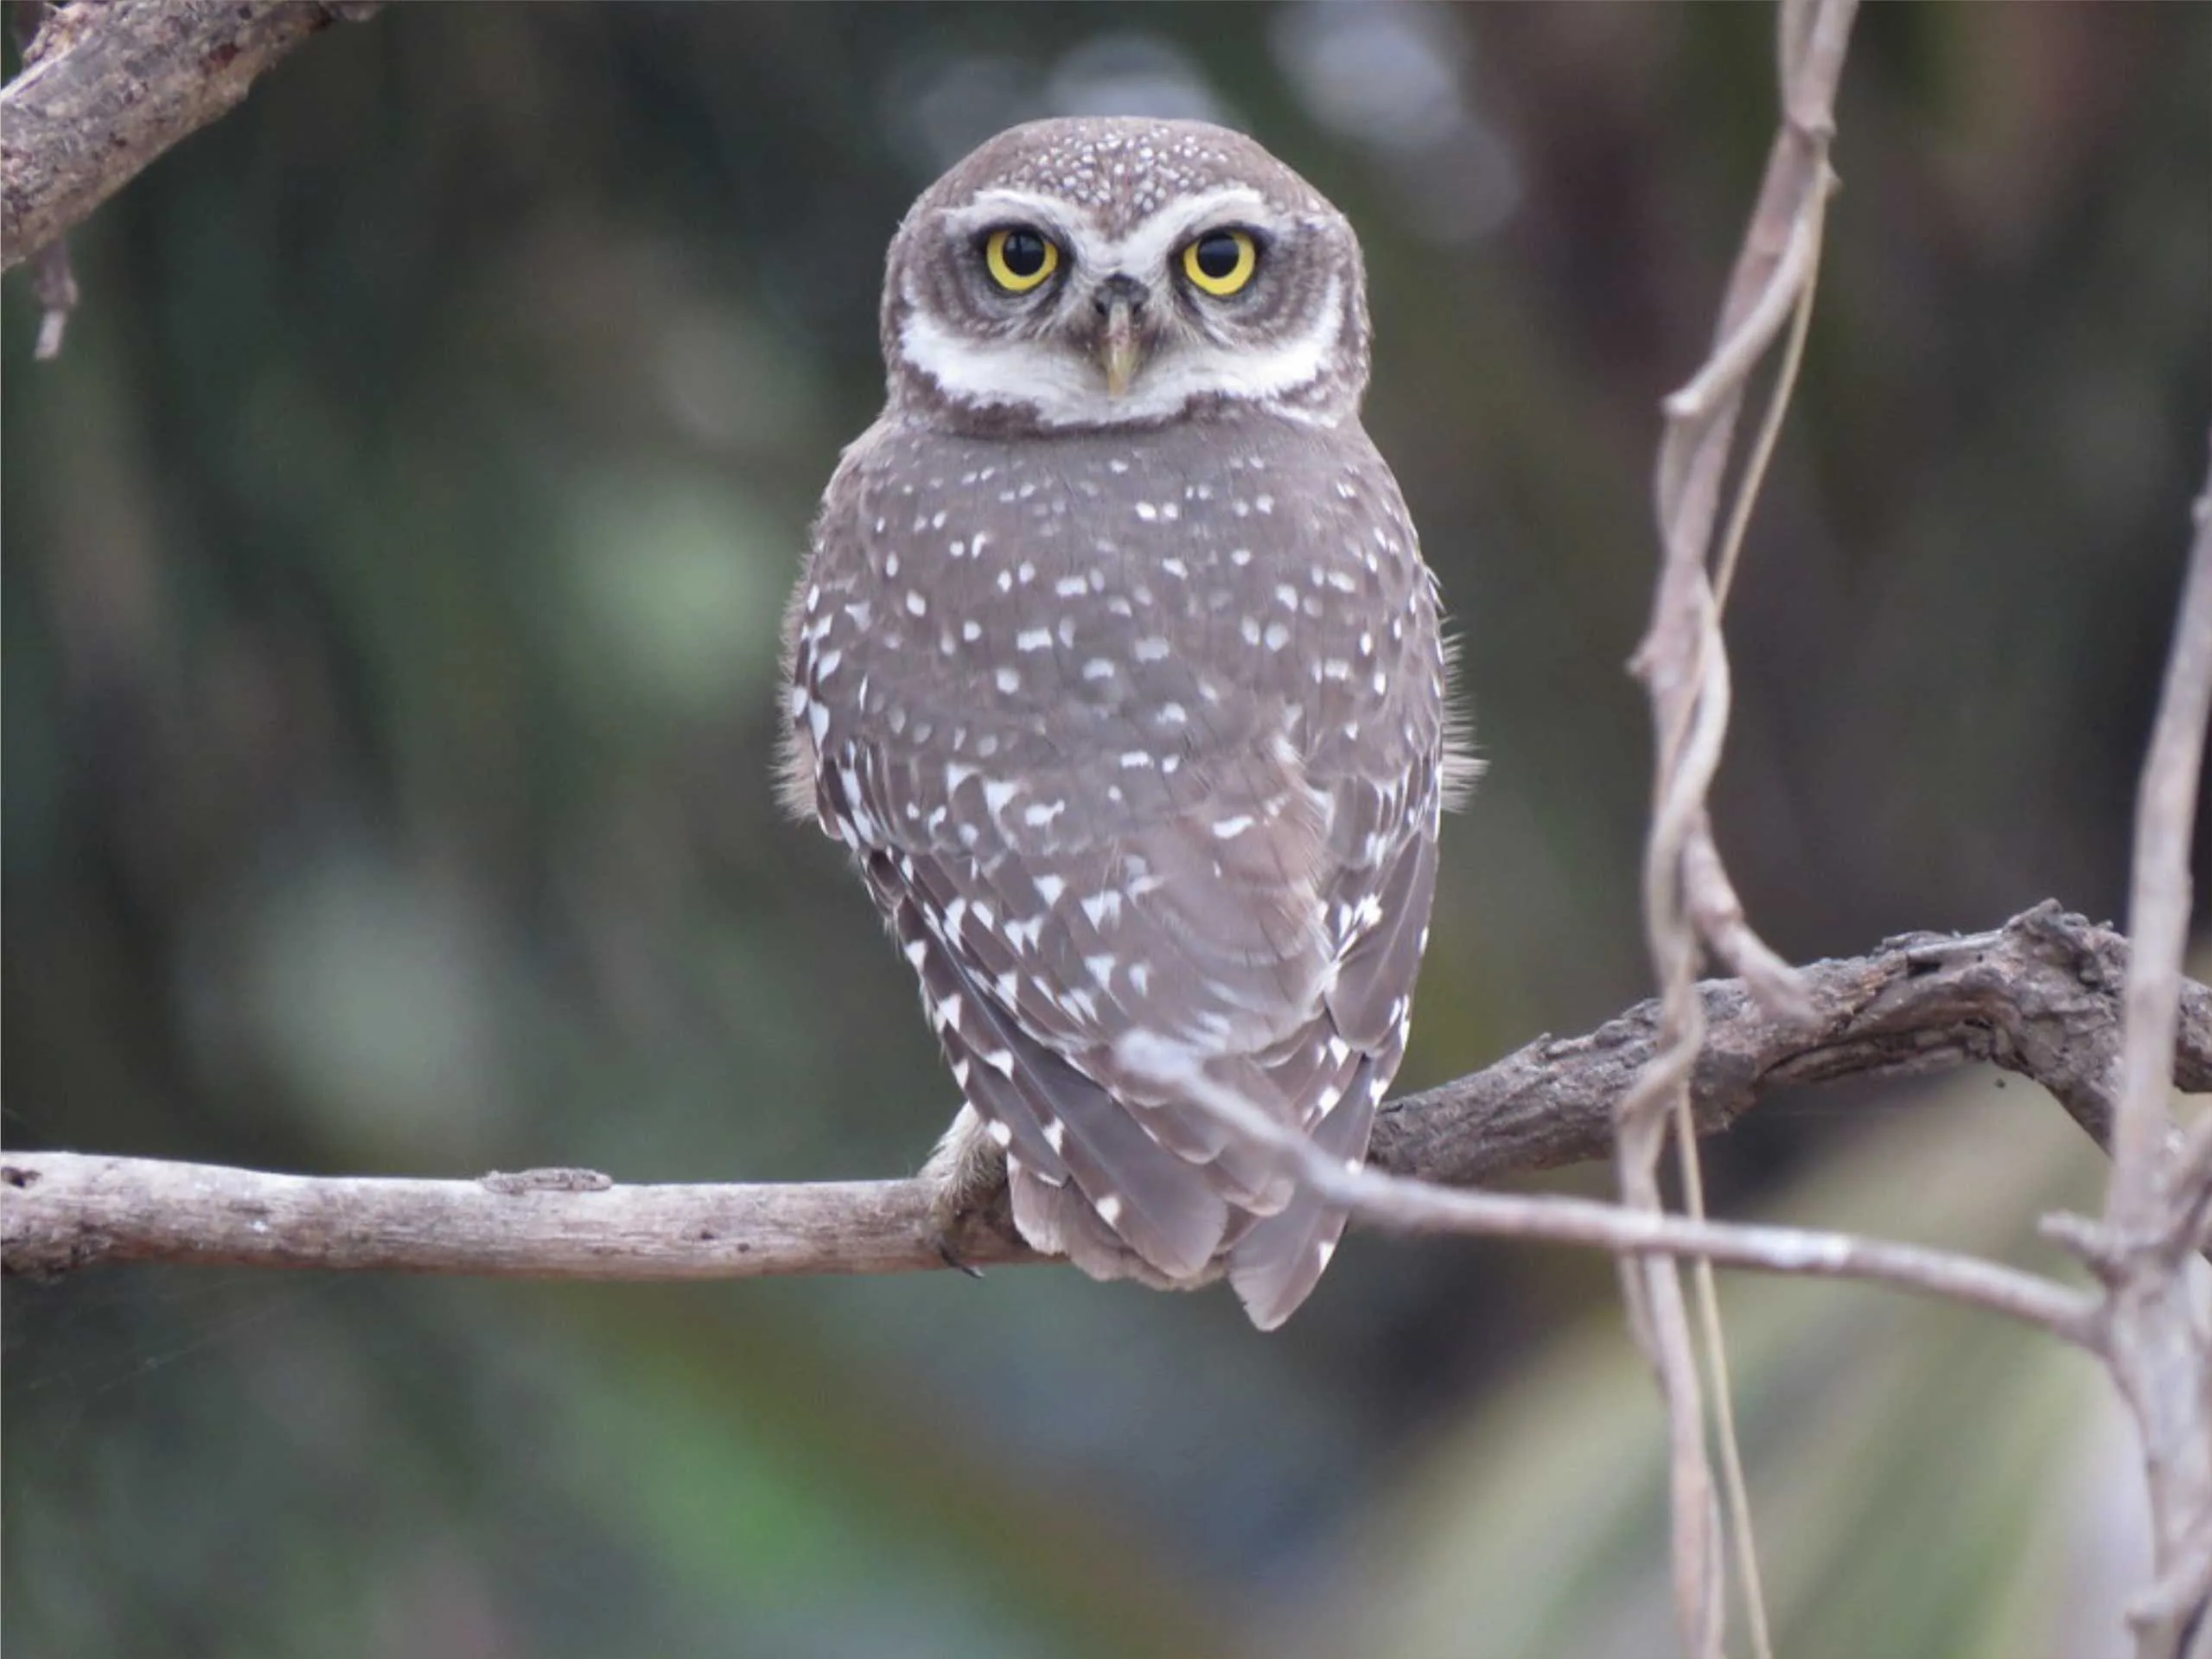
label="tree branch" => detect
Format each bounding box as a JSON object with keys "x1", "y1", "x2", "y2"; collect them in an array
[
  {"x1": 1377, "y1": 899, "x2": 2211, "y2": 1185},
  {"x1": 2086, "y1": 437, "x2": 2212, "y2": 1659},
  {"x1": 1, "y1": 1160, "x2": 995, "y2": 1281},
  {"x1": 2, "y1": 0, "x2": 379, "y2": 277},
  {"x1": 0, "y1": 1136, "x2": 2099, "y2": 1339},
  {"x1": 5, "y1": 904, "x2": 2199, "y2": 1330}
]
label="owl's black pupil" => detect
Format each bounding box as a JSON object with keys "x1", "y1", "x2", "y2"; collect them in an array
[
  {"x1": 1000, "y1": 231, "x2": 1048, "y2": 277},
  {"x1": 1194, "y1": 233, "x2": 1243, "y2": 279}
]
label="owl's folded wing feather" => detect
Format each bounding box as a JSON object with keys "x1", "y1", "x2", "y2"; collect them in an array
[
  {"x1": 823, "y1": 690, "x2": 1433, "y2": 1311},
  {"x1": 782, "y1": 408, "x2": 1454, "y2": 1324}
]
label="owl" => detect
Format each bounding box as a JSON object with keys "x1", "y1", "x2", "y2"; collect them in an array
[{"x1": 781, "y1": 117, "x2": 1466, "y2": 1330}]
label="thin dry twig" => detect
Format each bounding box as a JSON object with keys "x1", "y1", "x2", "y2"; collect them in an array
[
  {"x1": 2087, "y1": 440, "x2": 2212, "y2": 1659},
  {"x1": 1621, "y1": 0, "x2": 1859, "y2": 1646},
  {"x1": 2109, "y1": 458, "x2": 2212, "y2": 1234}
]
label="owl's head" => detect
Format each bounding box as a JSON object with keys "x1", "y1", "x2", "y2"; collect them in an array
[{"x1": 881, "y1": 118, "x2": 1371, "y2": 433}]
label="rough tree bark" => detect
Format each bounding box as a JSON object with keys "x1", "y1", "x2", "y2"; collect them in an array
[{"x1": 1, "y1": 0, "x2": 378, "y2": 275}]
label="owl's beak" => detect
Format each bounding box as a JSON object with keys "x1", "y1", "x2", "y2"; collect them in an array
[
  {"x1": 1093, "y1": 278, "x2": 1149, "y2": 397},
  {"x1": 1100, "y1": 312, "x2": 1141, "y2": 398}
]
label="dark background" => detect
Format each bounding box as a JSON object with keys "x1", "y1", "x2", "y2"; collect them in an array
[{"x1": 5, "y1": 5, "x2": 2206, "y2": 1656}]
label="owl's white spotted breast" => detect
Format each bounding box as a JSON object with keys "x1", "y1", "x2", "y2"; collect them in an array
[
  {"x1": 787, "y1": 400, "x2": 1446, "y2": 1120},
  {"x1": 790, "y1": 412, "x2": 1445, "y2": 860}
]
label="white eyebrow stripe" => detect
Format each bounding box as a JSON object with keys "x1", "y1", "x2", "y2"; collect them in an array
[
  {"x1": 940, "y1": 188, "x2": 1297, "y2": 283},
  {"x1": 941, "y1": 189, "x2": 1098, "y2": 243},
  {"x1": 1104, "y1": 188, "x2": 1278, "y2": 278}
]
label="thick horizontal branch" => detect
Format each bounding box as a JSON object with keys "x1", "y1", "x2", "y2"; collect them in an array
[
  {"x1": 0, "y1": 1144, "x2": 2097, "y2": 1340},
  {"x1": 3, "y1": 904, "x2": 2201, "y2": 1324},
  {"x1": 0, "y1": 1160, "x2": 988, "y2": 1279},
  {"x1": 1374, "y1": 899, "x2": 2209, "y2": 1184},
  {"x1": 2, "y1": 0, "x2": 377, "y2": 275}
]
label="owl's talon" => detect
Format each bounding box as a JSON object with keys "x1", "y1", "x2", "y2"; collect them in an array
[
  {"x1": 920, "y1": 1103, "x2": 1012, "y2": 1278},
  {"x1": 935, "y1": 1235, "x2": 988, "y2": 1279}
]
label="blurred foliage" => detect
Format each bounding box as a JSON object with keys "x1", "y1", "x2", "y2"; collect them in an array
[
  {"x1": 3, "y1": 5, "x2": 2206, "y2": 1656},
  {"x1": 1301, "y1": 1069, "x2": 2124, "y2": 1659}
]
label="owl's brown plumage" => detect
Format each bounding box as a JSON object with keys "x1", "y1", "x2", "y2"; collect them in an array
[{"x1": 781, "y1": 117, "x2": 1467, "y2": 1328}]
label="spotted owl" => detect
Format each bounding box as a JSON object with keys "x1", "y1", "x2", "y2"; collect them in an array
[{"x1": 781, "y1": 117, "x2": 1468, "y2": 1330}]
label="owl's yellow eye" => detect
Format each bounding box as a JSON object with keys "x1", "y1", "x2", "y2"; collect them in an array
[
  {"x1": 985, "y1": 227, "x2": 1059, "y2": 293},
  {"x1": 1182, "y1": 229, "x2": 1258, "y2": 297}
]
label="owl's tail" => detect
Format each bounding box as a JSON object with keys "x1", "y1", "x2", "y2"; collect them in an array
[{"x1": 1225, "y1": 1059, "x2": 1379, "y2": 1330}]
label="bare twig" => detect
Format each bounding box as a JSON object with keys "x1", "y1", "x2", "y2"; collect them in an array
[
  {"x1": 2106, "y1": 456, "x2": 2212, "y2": 1238},
  {"x1": 2086, "y1": 440, "x2": 2212, "y2": 1659},
  {"x1": 1623, "y1": 0, "x2": 1859, "y2": 1645},
  {"x1": 1, "y1": 0, "x2": 380, "y2": 276},
  {"x1": 1328, "y1": 1163, "x2": 2094, "y2": 1342},
  {"x1": 2108, "y1": 450, "x2": 2212, "y2": 1235}
]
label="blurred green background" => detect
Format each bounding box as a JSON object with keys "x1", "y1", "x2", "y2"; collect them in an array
[{"x1": 5, "y1": 5, "x2": 2206, "y2": 1656}]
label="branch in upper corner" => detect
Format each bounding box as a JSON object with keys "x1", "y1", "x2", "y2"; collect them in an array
[
  {"x1": 1, "y1": 0, "x2": 381, "y2": 278},
  {"x1": 8, "y1": 3, "x2": 72, "y2": 354}
]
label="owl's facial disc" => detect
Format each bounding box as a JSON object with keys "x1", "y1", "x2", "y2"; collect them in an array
[{"x1": 896, "y1": 184, "x2": 1355, "y2": 431}]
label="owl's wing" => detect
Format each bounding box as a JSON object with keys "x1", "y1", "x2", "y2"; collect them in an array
[
  {"x1": 821, "y1": 725, "x2": 1338, "y2": 1279},
  {"x1": 1229, "y1": 789, "x2": 1440, "y2": 1327},
  {"x1": 818, "y1": 693, "x2": 1438, "y2": 1316},
  {"x1": 786, "y1": 426, "x2": 1449, "y2": 1323}
]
